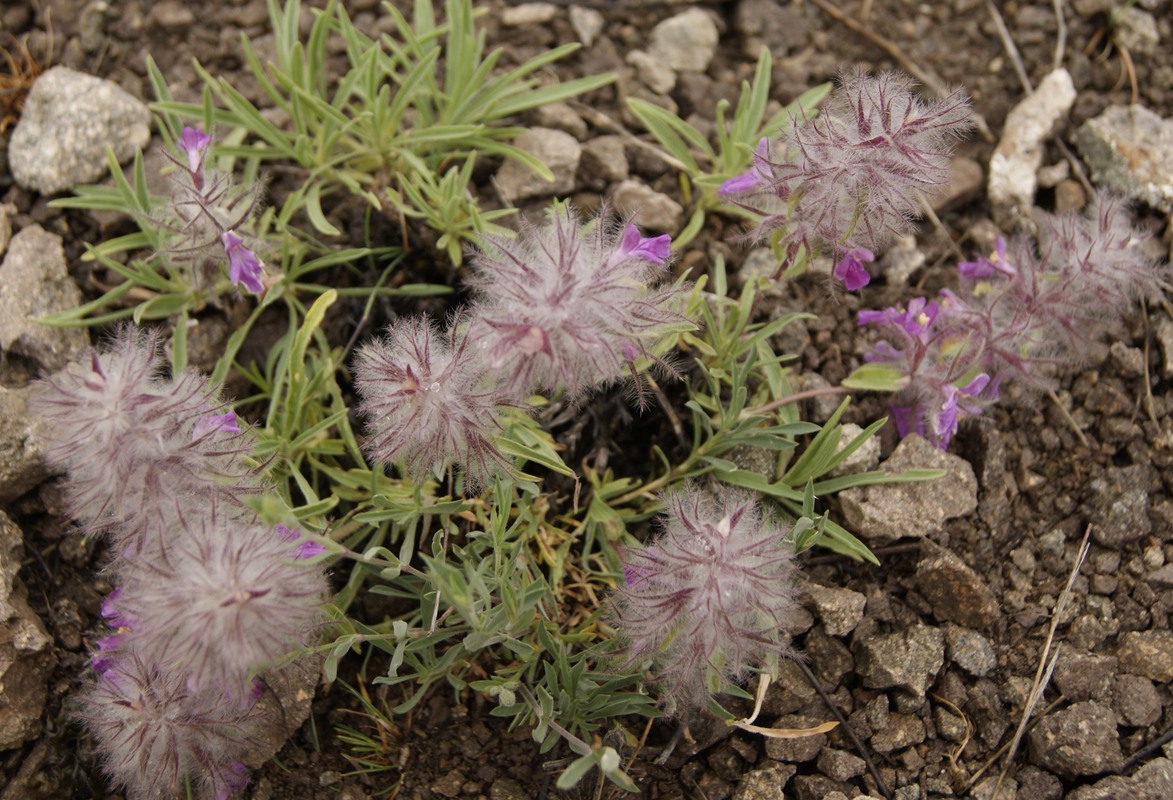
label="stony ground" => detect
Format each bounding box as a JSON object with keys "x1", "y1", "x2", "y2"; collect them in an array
[{"x1": 1, "y1": 1, "x2": 1173, "y2": 799}]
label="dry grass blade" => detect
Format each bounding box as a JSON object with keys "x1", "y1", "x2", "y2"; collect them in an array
[
  {"x1": 969, "y1": 525, "x2": 1093, "y2": 798},
  {"x1": 0, "y1": 35, "x2": 44, "y2": 133}
]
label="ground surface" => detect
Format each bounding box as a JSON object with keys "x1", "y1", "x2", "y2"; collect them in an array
[{"x1": 1, "y1": 0, "x2": 1172, "y2": 799}]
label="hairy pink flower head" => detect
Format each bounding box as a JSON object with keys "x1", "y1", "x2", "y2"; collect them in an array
[
  {"x1": 721, "y1": 69, "x2": 972, "y2": 264},
  {"x1": 33, "y1": 328, "x2": 261, "y2": 538},
  {"x1": 354, "y1": 315, "x2": 516, "y2": 488},
  {"x1": 467, "y1": 206, "x2": 691, "y2": 398},
  {"x1": 610, "y1": 487, "x2": 799, "y2": 714},
  {"x1": 115, "y1": 511, "x2": 328, "y2": 702},
  {"x1": 75, "y1": 654, "x2": 261, "y2": 800}
]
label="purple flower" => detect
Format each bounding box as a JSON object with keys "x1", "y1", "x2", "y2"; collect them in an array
[
  {"x1": 222, "y1": 231, "x2": 265, "y2": 294},
  {"x1": 719, "y1": 137, "x2": 772, "y2": 195},
  {"x1": 178, "y1": 126, "x2": 211, "y2": 176},
  {"x1": 858, "y1": 296, "x2": 939, "y2": 337},
  {"x1": 610, "y1": 487, "x2": 799, "y2": 714},
  {"x1": 192, "y1": 411, "x2": 240, "y2": 440},
  {"x1": 933, "y1": 374, "x2": 990, "y2": 447},
  {"x1": 611, "y1": 224, "x2": 671, "y2": 266},
  {"x1": 276, "y1": 524, "x2": 328, "y2": 559},
  {"x1": 834, "y1": 247, "x2": 874, "y2": 291},
  {"x1": 958, "y1": 236, "x2": 1016, "y2": 280}
]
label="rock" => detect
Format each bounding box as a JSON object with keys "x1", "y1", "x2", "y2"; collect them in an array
[
  {"x1": 916, "y1": 541, "x2": 1000, "y2": 627},
  {"x1": 1027, "y1": 701, "x2": 1123, "y2": 778},
  {"x1": 790, "y1": 774, "x2": 848, "y2": 800},
  {"x1": 764, "y1": 714, "x2": 828, "y2": 762},
  {"x1": 0, "y1": 202, "x2": 13, "y2": 258},
  {"x1": 733, "y1": 0, "x2": 807, "y2": 58},
  {"x1": 1074, "y1": 105, "x2": 1173, "y2": 213},
  {"x1": 609, "y1": 180, "x2": 684, "y2": 233},
  {"x1": 9, "y1": 66, "x2": 151, "y2": 195},
  {"x1": 870, "y1": 712, "x2": 926, "y2": 753},
  {"x1": 1117, "y1": 630, "x2": 1173, "y2": 682},
  {"x1": 931, "y1": 156, "x2": 984, "y2": 214},
  {"x1": 803, "y1": 582, "x2": 866, "y2": 637},
  {"x1": 0, "y1": 511, "x2": 55, "y2": 749},
  {"x1": 988, "y1": 68, "x2": 1076, "y2": 225},
  {"x1": 579, "y1": 136, "x2": 629, "y2": 189},
  {"x1": 1112, "y1": 674, "x2": 1161, "y2": 727},
  {"x1": 1088, "y1": 465, "x2": 1155, "y2": 548},
  {"x1": 1053, "y1": 652, "x2": 1116, "y2": 702},
  {"x1": 494, "y1": 128, "x2": 581, "y2": 204},
  {"x1": 816, "y1": 748, "x2": 866, "y2": 781},
  {"x1": 972, "y1": 776, "x2": 1018, "y2": 800},
  {"x1": 533, "y1": 102, "x2": 586, "y2": 141},
  {"x1": 647, "y1": 9, "x2": 719, "y2": 74},
  {"x1": 626, "y1": 50, "x2": 676, "y2": 95},
  {"x1": 1054, "y1": 178, "x2": 1087, "y2": 213},
  {"x1": 568, "y1": 6, "x2": 604, "y2": 48},
  {"x1": 1155, "y1": 316, "x2": 1173, "y2": 378},
  {"x1": 500, "y1": 2, "x2": 557, "y2": 27},
  {"x1": 148, "y1": 0, "x2": 196, "y2": 31},
  {"x1": 1067, "y1": 757, "x2": 1173, "y2": 800},
  {"x1": 878, "y1": 234, "x2": 925, "y2": 286},
  {"x1": 0, "y1": 225, "x2": 89, "y2": 375},
  {"x1": 243, "y1": 653, "x2": 323, "y2": 769},
  {"x1": 733, "y1": 765, "x2": 795, "y2": 800},
  {"x1": 944, "y1": 626, "x2": 997, "y2": 677},
  {"x1": 855, "y1": 625, "x2": 945, "y2": 698},
  {"x1": 490, "y1": 777, "x2": 531, "y2": 800},
  {"x1": 839, "y1": 435, "x2": 978, "y2": 545},
  {"x1": 828, "y1": 422, "x2": 881, "y2": 478},
  {"x1": 0, "y1": 385, "x2": 50, "y2": 503},
  {"x1": 1111, "y1": 8, "x2": 1160, "y2": 56},
  {"x1": 1110, "y1": 341, "x2": 1145, "y2": 377}
]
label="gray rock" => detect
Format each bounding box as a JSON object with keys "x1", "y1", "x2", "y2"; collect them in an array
[
  {"x1": 1110, "y1": 341, "x2": 1146, "y2": 377},
  {"x1": 1074, "y1": 104, "x2": 1173, "y2": 213},
  {"x1": 972, "y1": 776, "x2": 1018, "y2": 800},
  {"x1": 763, "y1": 714, "x2": 828, "y2": 762},
  {"x1": 568, "y1": 6, "x2": 604, "y2": 48},
  {"x1": 647, "y1": 9, "x2": 719, "y2": 74},
  {"x1": 0, "y1": 511, "x2": 55, "y2": 749},
  {"x1": 609, "y1": 180, "x2": 683, "y2": 233},
  {"x1": 0, "y1": 385, "x2": 50, "y2": 503},
  {"x1": 803, "y1": 581, "x2": 866, "y2": 637},
  {"x1": 0, "y1": 225, "x2": 89, "y2": 374},
  {"x1": 1027, "y1": 701, "x2": 1123, "y2": 778},
  {"x1": 1117, "y1": 630, "x2": 1173, "y2": 682},
  {"x1": 533, "y1": 102, "x2": 587, "y2": 141},
  {"x1": 988, "y1": 68, "x2": 1076, "y2": 225},
  {"x1": 816, "y1": 748, "x2": 866, "y2": 781},
  {"x1": 931, "y1": 156, "x2": 984, "y2": 214},
  {"x1": 733, "y1": 765, "x2": 795, "y2": 800},
  {"x1": 490, "y1": 777, "x2": 531, "y2": 800},
  {"x1": 1089, "y1": 465, "x2": 1155, "y2": 548},
  {"x1": 879, "y1": 234, "x2": 926, "y2": 286},
  {"x1": 9, "y1": 66, "x2": 151, "y2": 195},
  {"x1": 243, "y1": 653, "x2": 323, "y2": 769},
  {"x1": 1113, "y1": 673, "x2": 1161, "y2": 727},
  {"x1": 828, "y1": 422, "x2": 881, "y2": 479},
  {"x1": 856, "y1": 625, "x2": 945, "y2": 698},
  {"x1": 1053, "y1": 652, "x2": 1117, "y2": 702},
  {"x1": 870, "y1": 712, "x2": 926, "y2": 753},
  {"x1": 580, "y1": 136, "x2": 629, "y2": 188},
  {"x1": 916, "y1": 541, "x2": 1000, "y2": 628},
  {"x1": 733, "y1": 0, "x2": 807, "y2": 58},
  {"x1": 1112, "y1": 7, "x2": 1160, "y2": 56},
  {"x1": 494, "y1": 128, "x2": 581, "y2": 204},
  {"x1": 839, "y1": 434, "x2": 978, "y2": 545},
  {"x1": 0, "y1": 202, "x2": 13, "y2": 258},
  {"x1": 1067, "y1": 757, "x2": 1173, "y2": 800},
  {"x1": 626, "y1": 50, "x2": 676, "y2": 96},
  {"x1": 148, "y1": 0, "x2": 195, "y2": 31},
  {"x1": 944, "y1": 626, "x2": 997, "y2": 677}
]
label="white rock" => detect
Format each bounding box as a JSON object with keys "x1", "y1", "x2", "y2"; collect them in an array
[
  {"x1": 1074, "y1": 104, "x2": 1173, "y2": 213},
  {"x1": 648, "y1": 8, "x2": 719, "y2": 74},
  {"x1": 501, "y1": 2, "x2": 557, "y2": 27},
  {"x1": 569, "y1": 6, "x2": 604, "y2": 48},
  {"x1": 9, "y1": 66, "x2": 151, "y2": 194},
  {"x1": 626, "y1": 49, "x2": 676, "y2": 95},
  {"x1": 987, "y1": 68, "x2": 1075, "y2": 225}
]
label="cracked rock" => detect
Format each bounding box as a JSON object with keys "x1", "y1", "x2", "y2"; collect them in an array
[
  {"x1": 855, "y1": 625, "x2": 944, "y2": 698},
  {"x1": 494, "y1": 128, "x2": 581, "y2": 204},
  {"x1": 1028, "y1": 701, "x2": 1123, "y2": 778},
  {"x1": 916, "y1": 540, "x2": 1000, "y2": 628},
  {"x1": 1075, "y1": 104, "x2": 1173, "y2": 213}
]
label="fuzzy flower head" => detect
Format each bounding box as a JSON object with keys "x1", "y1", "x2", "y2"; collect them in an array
[
  {"x1": 467, "y1": 206, "x2": 691, "y2": 398},
  {"x1": 354, "y1": 315, "x2": 515, "y2": 488},
  {"x1": 720, "y1": 69, "x2": 972, "y2": 262},
  {"x1": 610, "y1": 487, "x2": 799, "y2": 714},
  {"x1": 114, "y1": 512, "x2": 328, "y2": 702},
  {"x1": 75, "y1": 654, "x2": 260, "y2": 800},
  {"x1": 33, "y1": 328, "x2": 260, "y2": 537}
]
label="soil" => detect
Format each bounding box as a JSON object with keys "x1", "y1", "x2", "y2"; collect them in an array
[{"x1": 2, "y1": 1, "x2": 1172, "y2": 799}]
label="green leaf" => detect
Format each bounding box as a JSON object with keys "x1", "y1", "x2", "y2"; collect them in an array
[
  {"x1": 842, "y1": 362, "x2": 909, "y2": 392},
  {"x1": 555, "y1": 753, "x2": 598, "y2": 790}
]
